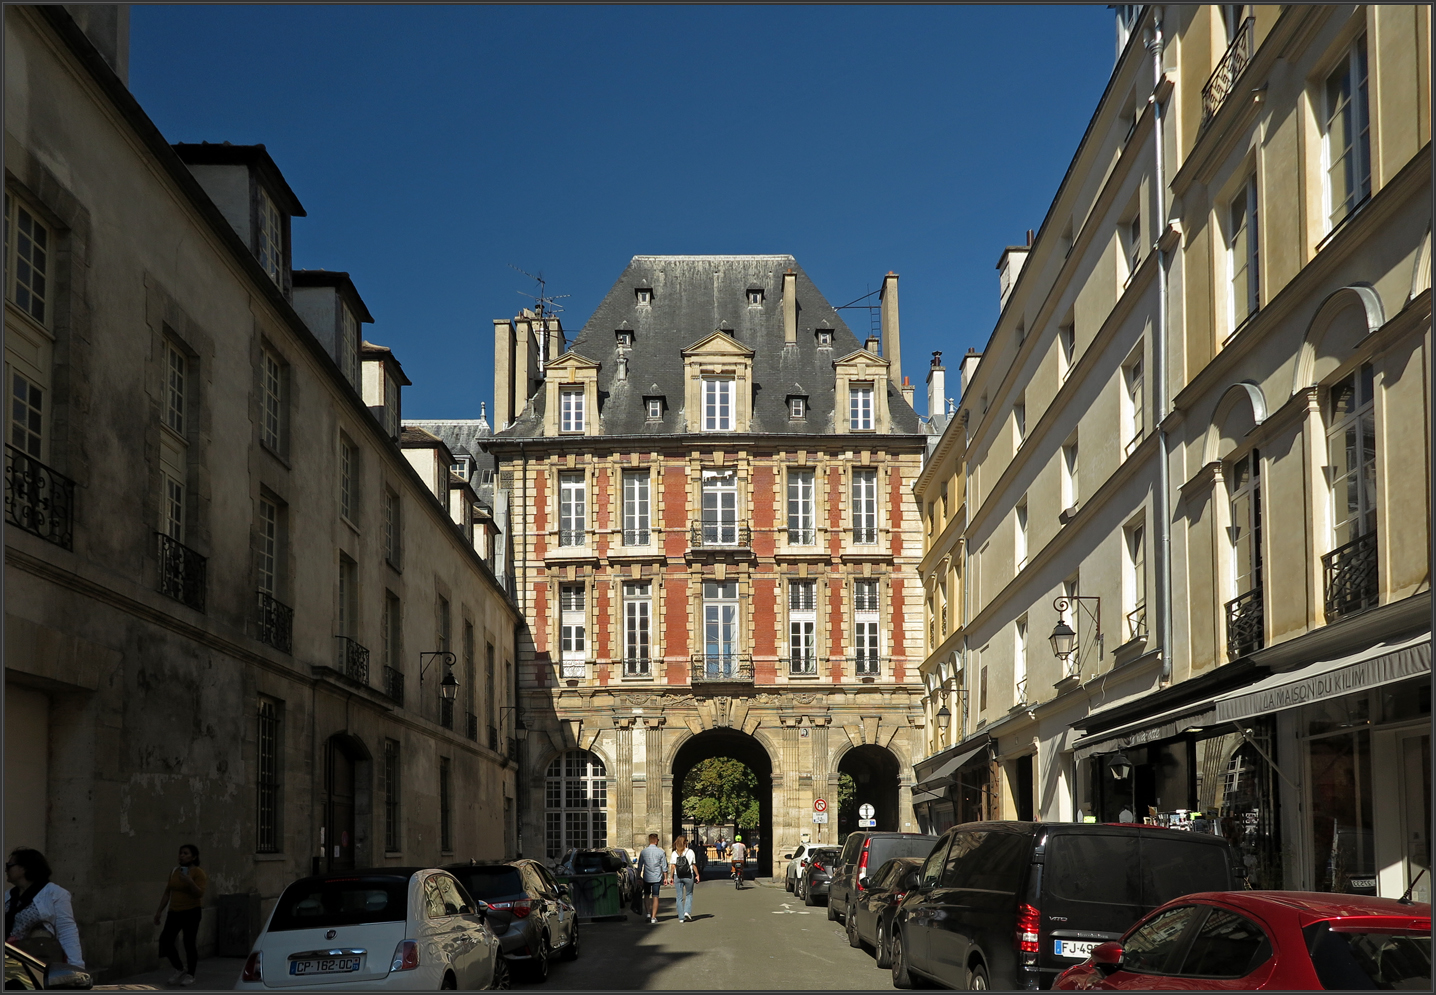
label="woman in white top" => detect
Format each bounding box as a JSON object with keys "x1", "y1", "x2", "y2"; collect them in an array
[
  {"x1": 668, "y1": 835, "x2": 697, "y2": 923},
  {"x1": 5, "y1": 848, "x2": 83, "y2": 967}
]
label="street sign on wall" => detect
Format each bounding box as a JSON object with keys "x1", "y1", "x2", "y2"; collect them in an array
[
  {"x1": 814, "y1": 798, "x2": 828, "y2": 813},
  {"x1": 858, "y1": 803, "x2": 875, "y2": 819},
  {"x1": 812, "y1": 812, "x2": 828, "y2": 824},
  {"x1": 859, "y1": 818, "x2": 876, "y2": 827}
]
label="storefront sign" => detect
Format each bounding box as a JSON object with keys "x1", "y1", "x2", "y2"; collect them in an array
[{"x1": 1216, "y1": 637, "x2": 1430, "y2": 723}]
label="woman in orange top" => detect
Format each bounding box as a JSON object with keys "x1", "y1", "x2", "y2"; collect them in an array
[{"x1": 152, "y1": 844, "x2": 207, "y2": 986}]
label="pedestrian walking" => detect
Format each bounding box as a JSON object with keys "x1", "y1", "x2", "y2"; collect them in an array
[
  {"x1": 5, "y1": 848, "x2": 84, "y2": 967},
  {"x1": 637, "y1": 833, "x2": 668, "y2": 925},
  {"x1": 152, "y1": 843, "x2": 208, "y2": 986},
  {"x1": 669, "y1": 836, "x2": 697, "y2": 923}
]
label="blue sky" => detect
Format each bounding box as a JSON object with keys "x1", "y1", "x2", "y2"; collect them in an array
[{"x1": 130, "y1": 5, "x2": 1116, "y2": 419}]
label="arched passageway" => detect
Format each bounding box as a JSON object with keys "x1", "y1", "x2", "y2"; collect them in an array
[
  {"x1": 671, "y1": 728, "x2": 774, "y2": 876},
  {"x1": 838, "y1": 744, "x2": 901, "y2": 839}
]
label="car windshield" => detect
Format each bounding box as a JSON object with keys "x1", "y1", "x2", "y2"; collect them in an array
[
  {"x1": 1304, "y1": 922, "x2": 1432, "y2": 990},
  {"x1": 810, "y1": 849, "x2": 841, "y2": 865},
  {"x1": 450, "y1": 867, "x2": 526, "y2": 900},
  {"x1": 269, "y1": 877, "x2": 408, "y2": 931}
]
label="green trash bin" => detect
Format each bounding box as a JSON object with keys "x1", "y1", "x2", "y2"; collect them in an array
[{"x1": 556, "y1": 871, "x2": 623, "y2": 921}]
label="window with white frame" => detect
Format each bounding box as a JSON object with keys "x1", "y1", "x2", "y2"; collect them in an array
[
  {"x1": 1015, "y1": 499, "x2": 1028, "y2": 570},
  {"x1": 787, "y1": 469, "x2": 815, "y2": 544},
  {"x1": 1125, "y1": 521, "x2": 1147, "y2": 640},
  {"x1": 1229, "y1": 450, "x2": 1263, "y2": 598},
  {"x1": 701, "y1": 469, "x2": 738, "y2": 545},
  {"x1": 1059, "y1": 322, "x2": 1076, "y2": 379},
  {"x1": 340, "y1": 435, "x2": 358, "y2": 522},
  {"x1": 160, "y1": 341, "x2": 188, "y2": 543},
  {"x1": 788, "y1": 580, "x2": 817, "y2": 675},
  {"x1": 701, "y1": 580, "x2": 739, "y2": 677},
  {"x1": 1123, "y1": 353, "x2": 1145, "y2": 456},
  {"x1": 747, "y1": 289, "x2": 763, "y2": 306},
  {"x1": 645, "y1": 397, "x2": 663, "y2": 420},
  {"x1": 337, "y1": 555, "x2": 359, "y2": 644},
  {"x1": 9, "y1": 370, "x2": 44, "y2": 458},
  {"x1": 1327, "y1": 363, "x2": 1376, "y2": 549},
  {"x1": 1061, "y1": 437, "x2": 1079, "y2": 509},
  {"x1": 635, "y1": 288, "x2": 652, "y2": 305},
  {"x1": 1324, "y1": 35, "x2": 1371, "y2": 231},
  {"x1": 545, "y1": 750, "x2": 607, "y2": 858},
  {"x1": 615, "y1": 329, "x2": 633, "y2": 348},
  {"x1": 383, "y1": 591, "x2": 401, "y2": 676},
  {"x1": 1013, "y1": 398, "x2": 1026, "y2": 444},
  {"x1": 383, "y1": 371, "x2": 400, "y2": 438},
  {"x1": 1014, "y1": 616, "x2": 1028, "y2": 704},
  {"x1": 339, "y1": 305, "x2": 359, "y2": 387},
  {"x1": 559, "y1": 584, "x2": 586, "y2": 678},
  {"x1": 702, "y1": 378, "x2": 735, "y2": 431},
  {"x1": 162, "y1": 466, "x2": 185, "y2": 542},
  {"x1": 854, "y1": 579, "x2": 880, "y2": 676},
  {"x1": 852, "y1": 468, "x2": 878, "y2": 544},
  {"x1": 384, "y1": 488, "x2": 400, "y2": 566},
  {"x1": 5, "y1": 192, "x2": 50, "y2": 325},
  {"x1": 261, "y1": 347, "x2": 284, "y2": 453},
  {"x1": 849, "y1": 382, "x2": 875, "y2": 431},
  {"x1": 1229, "y1": 176, "x2": 1259, "y2": 328},
  {"x1": 165, "y1": 340, "x2": 187, "y2": 437},
  {"x1": 788, "y1": 396, "x2": 806, "y2": 420},
  {"x1": 622, "y1": 470, "x2": 650, "y2": 545},
  {"x1": 256, "y1": 187, "x2": 284, "y2": 285},
  {"x1": 558, "y1": 472, "x2": 586, "y2": 545},
  {"x1": 817, "y1": 329, "x2": 833, "y2": 347},
  {"x1": 258, "y1": 497, "x2": 279, "y2": 597},
  {"x1": 560, "y1": 388, "x2": 585, "y2": 433},
  {"x1": 1127, "y1": 214, "x2": 1143, "y2": 276},
  {"x1": 623, "y1": 581, "x2": 651, "y2": 676}
]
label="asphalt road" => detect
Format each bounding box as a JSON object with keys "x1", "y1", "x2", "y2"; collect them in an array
[{"x1": 539, "y1": 878, "x2": 889, "y2": 991}]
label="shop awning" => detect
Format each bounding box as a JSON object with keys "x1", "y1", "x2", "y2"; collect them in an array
[
  {"x1": 910, "y1": 788, "x2": 944, "y2": 806},
  {"x1": 1214, "y1": 630, "x2": 1430, "y2": 723},
  {"x1": 1072, "y1": 699, "x2": 1218, "y2": 762},
  {"x1": 912, "y1": 738, "x2": 989, "y2": 793}
]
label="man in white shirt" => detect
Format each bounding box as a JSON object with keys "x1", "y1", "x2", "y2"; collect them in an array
[{"x1": 728, "y1": 837, "x2": 747, "y2": 889}]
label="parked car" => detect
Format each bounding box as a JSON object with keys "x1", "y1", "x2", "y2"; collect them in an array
[
  {"x1": 890, "y1": 821, "x2": 1241, "y2": 991},
  {"x1": 827, "y1": 831, "x2": 938, "y2": 925},
  {"x1": 234, "y1": 868, "x2": 506, "y2": 991},
  {"x1": 4, "y1": 941, "x2": 91, "y2": 990},
  {"x1": 782, "y1": 843, "x2": 823, "y2": 893},
  {"x1": 608, "y1": 847, "x2": 641, "y2": 901},
  {"x1": 797, "y1": 847, "x2": 843, "y2": 906},
  {"x1": 1053, "y1": 891, "x2": 1431, "y2": 990},
  {"x1": 845, "y1": 856, "x2": 923, "y2": 968},
  {"x1": 554, "y1": 848, "x2": 637, "y2": 909},
  {"x1": 444, "y1": 859, "x2": 578, "y2": 982}
]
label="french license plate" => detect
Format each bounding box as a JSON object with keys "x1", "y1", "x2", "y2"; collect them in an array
[
  {"x1": 289, "y1": 957, "x2": 362, "y2": 976},
  {"x1": 1055, "y1": 940, "x2": 1096, "y2": 960}
]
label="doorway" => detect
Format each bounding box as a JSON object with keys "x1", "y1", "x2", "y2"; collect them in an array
[
  {"x1": 671, "y1": 728, "x2": 773, "y2": 875},
  {"x1": 325, "y1": 734, "x2": 368, "y2": 871},
  {"x1": 837, "y1": 745, "x2": 901, "y2": 838}
]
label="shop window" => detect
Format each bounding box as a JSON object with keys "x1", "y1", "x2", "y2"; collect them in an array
[{"x1": 1308, "y1": 725, "x2": 1376, "y2": 894}]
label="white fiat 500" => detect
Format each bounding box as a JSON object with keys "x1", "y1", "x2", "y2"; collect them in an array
[{"x1": 234, "y1": 868, "x2": 508, "y2": 991}]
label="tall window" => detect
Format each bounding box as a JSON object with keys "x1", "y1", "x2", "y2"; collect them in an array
[
  {"x1": 559, "y1": 584, "x2": 586, "y2": 678},
  {"x1": 438, "y1": 757, "x2": 452, "y2": 852},
  {"x1": 622, "y1": 471, "x2": 650, "y2": 545},
  {"x1": 1124, "y1": 354, "x2": 1145, "y2": 456},
  {"x1": 437, "y1": 596, "x2": 451, "y2": 654},
  {"x1": 485, "y1": 642, "x2": 496, "y2": 733},
  {"x1": 1013, "y1": 398, "x2": 1026, "y2": 444},
  {"x1": 623, "y1": 581, "x2": 651, "y2": 676},
  {"x1": 1328, "y1": 363, "x2": 1377, "y2": 548},
  {"x1": 1325, "y1": 36, "x2": 1371, "y2": 230},
  {"x1": 701, "y1": 469, "x2": 738, "y2": 545},
  {"x1": 9, "y1": 371, "x2": 44, "y2": 458},
  {"x1": 702, "y1": 378, "x2": 735, "y2": 431},
  {"x1": 256, "y1": 699, "x2": 280, "y2": 853},
  {"x1": 340, "y1": 435, "x2": 357, "y2": 522},
  {"x1": 852, "y1": 468, "x2": 878, "y2": 544},
  {"x1": 1015, "y1": 500, "x2": 1028, "y2": 570},
  {"x1": 545, "y1": 750, "x2": 607, "y2": 858},
  {"x1": 338, "y1": 556, "x2": 359, "y2": 641},
  {"x1": 789, "y1": 580, "x2": 817, "y2": 675},
  {"x1": 560, "y1": 388, "x2": 585, "y2": 433},
  {"x1": 1229, "y1": 177, "x2": 1259, "y2": 327},
  {"x1": 165, "y1": 340, "x2": 187, "y2": 436},
  {"x1": 5, "y1": 192, "x2": 49, "y2": 325},
  {"x1": 382, "y1": 739, "x2": 400, "y2": 852},
  {"x1": 258, "y1": 497, "x2": 279, "y2": 596},
  {"x1": 702, "y1": 580, "x2": 739, "y2": 677},
  {"x1": 1014, "y1": 617, "x2": 1028, "y2": 705},
  {"x1": 256, "y1": 187, "x2": 283, "y2": 285},
  {"x1": 1059, "y1": 322, "x2": 1076, "y2": 379},
  {"x1": 464, "y1": 621, "x2": 476, "y2": 736},
  {"x1": 849, "y1": 383, "x2": 875, "y2": 431},
  {"x1": 261, "y1": 348, "x2": 284, "y2": 453},
  {"x1": 1062, "y1": 438, "x2": 1079, "y2": 509},
  {"x1": 383, "y1": 371, "x2": 400, "y2": 438},
  {"x1": 1127, "y1": 214, "x2": 1143, "y2": 275},
  {"x1": 383, "y1": 592, "x2": 401, "y2": 676},
  {"x1": 1126, "y1": 522, "x2": 1147, "y2": 639},
  {"x1": 339, "y1": 305, "x2": 359, "y2": 387},
  {"x1": 787, "y1": 469, "x2": 815, "y2": 544},
  {"x1": 1230, "y1": 451, "x2": 1263, "y2": 598},
  {"x1": 383, "y1": 489, "x2": 400, "y2": 565},
  {"x1": 854, "y1": 579, "x2": 880, "y2": 676},
  {"x1": 558, "y1": 472, "x2": 586, "y2": 545}
]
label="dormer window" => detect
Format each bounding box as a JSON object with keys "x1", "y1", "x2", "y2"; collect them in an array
[
  {"x1": 702, "y1": 378, "x2": 735, "y2": 432},
  {"x1": 788, "y1": 396, "x2": 807, "y2": 420},
  {"x1": 451, "y1": 456, "x2": 471, "y2": 479},
  {"x1": 747, "y1": 289, "x2": 764, "y2": 307},
  {"x1": 850, "y1": 382, "x2": 875, "y2": 431},
  {"x1": 817, "y1": 329, "x2": 834, "y2": 347},
  {"x1": 616, "y1": 330, "x2": 634, "y2": 348},
  {"x1": 635, "y1": 288, "x2": 652, "y2": 306},
  {"x1": 560, "y1": 387, "x2": 585, "y2": 433},
  {"x1": 256, "y1": 187, "x2": 283, "y2": 285},
  {"x1": 645, "y1": 397, "x2": 664, "y2": 420}
]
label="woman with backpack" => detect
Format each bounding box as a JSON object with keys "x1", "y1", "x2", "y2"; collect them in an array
[
  {"x1": 5, "y1": 848, "x2": 84, "y2": 967},
  {"x1": 668, "y1": 835, "x2": 697, "y2": 923}
]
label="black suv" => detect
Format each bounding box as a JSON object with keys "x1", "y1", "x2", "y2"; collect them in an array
[
  {"x1": 889, "y1": 821, "x2": 1240, "y2": 990},
  {"x1": 827, "y1": 831, "x2": 939, "y2": 925},
  {"x1": 444, "y1": 859, "x2": 579, "y2": 982}
]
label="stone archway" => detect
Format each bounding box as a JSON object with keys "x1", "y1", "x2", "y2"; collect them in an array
[
  {"x1": 836, "y1": 744, "x2": 902, "y2": 838},
  {"x1": 670, "y1": 727, "x2": 775, "y2": 876}
]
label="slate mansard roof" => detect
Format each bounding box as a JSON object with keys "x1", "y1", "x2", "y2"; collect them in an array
[{"x1": 499, "y1": 255, "x2": 922, "y2": 439}]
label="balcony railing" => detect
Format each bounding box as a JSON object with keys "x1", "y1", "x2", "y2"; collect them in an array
[
  {"x1": 622, "y1": 529, "x2": 651, "y2": 546},
  {"x1": 1324, "y1": 530, "x2": 1379, "y2": 621},
  {"x1": 334, "y1": 636, "x2": 370, "y2": 685},
  {"x1": 623, "y1": 656, "x2": 652, "y2": 677},
  {"x1": 787, "y1": 527, "x2": 816, "y2": 545},
  {"x1": 852, "y1": 527, "x2": 879, "y2": 545},
  {"x1": 558, "y1": 529, "x2": 586, "y2": 547},
  {"x1": 788, "y1": 653, "x2": 818, "y2": 677},
  {"x1": 383, "y1": 666, "x2": 405, "y2": 705},
  {"x1": 466, "y1": 711, "x2": 480, "y2": 742},
  {"x1": 257, "y1": 591, "x2": 293, "y2": 653},
  {"x1": 488, "y1": 725, "x2": 499, "y2": 751},
  {"x1": 1202, "y1": 17, "x2": 1255, "y2": 126},
  {"x1": 691, "y1": 653, "x2": 754, "y2": 684},
  {"x1": 1127, "y1": 604, "x2": 1148, "y2": 642},
  {"x1": 157, "y1": 532, "x2": 206, "y2": 612},
  {"x1": 5, "y1": 446, "x2": 75, "y2": 549},
  {"x1": 1225, "y1": 588, "x2": 1264, "y2": 658},
  {"x1": 690, "y1": 523, "x2": 751, "y2": 549},
  {"x1": 849, "y1": 654, "x2": 884, "y2": 679}
]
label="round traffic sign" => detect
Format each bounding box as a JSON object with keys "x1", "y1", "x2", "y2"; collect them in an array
[
  {"x1": 858, "y1": 803, "x2": 875, "y2": 819},
  {"x1": 814, "y1": 798, "x2": 828, "y2": 813}
]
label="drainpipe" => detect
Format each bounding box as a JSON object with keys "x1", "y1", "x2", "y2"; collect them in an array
[{"x1": 1147, "y1": 10, "x2": 1174, "y2": 685}]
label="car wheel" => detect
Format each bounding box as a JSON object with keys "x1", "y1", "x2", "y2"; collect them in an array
[
  {"x1": 827, "y1": 897, "x2": 840, "y2": 921},
  {"x1": 890, "y1": 928, "x2": 914, "y2": 989},
  {"x1": 803, "y1": 883, "x2": 817, "y2": 907},
  {"x1": 440, "y1": 971, "x2": 458, "y2": 990},
  {"x1": 846, "y1": 907, "x2": 864, "y2": 949},
  {"x1": 875, "y1": 919, "x2": 892, "y2": 969},
  {"x1": 528, "y1": 932, "x2": 550, "y2": 981},
  {"x1": 968, "y1": 963, "x2": 990, "y2": 990},
  {"x1": 489, "y1": 956, "x2": 511, "y2": 991},
  {"x1": 561, "y1": 919, "x2": 580, "y2": 961},
  {"x1": 785, "y1": 873, "x2": 794, "y2": 893}
]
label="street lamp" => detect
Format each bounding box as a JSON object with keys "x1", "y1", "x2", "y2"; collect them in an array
[
  {"x1": 419, "y1": 651, "x2": 459, "y2": 698},
  {"x1": 1050, "y1": 596, "x2": 1102, "y2": 674},
  {"x1": 936, "y1": 706, "x2": 952, "y2": 735},
  {"x1": 1108, "y1": 751, "x2": 1133, "y2": 781},
  {"x1": 1048, "y1": 619, "x2": 1077, "y2": 660}
]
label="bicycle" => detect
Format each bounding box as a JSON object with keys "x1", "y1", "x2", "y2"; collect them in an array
[{"x1": 730, "y1": 859, "x2": 745, "y2": 889}]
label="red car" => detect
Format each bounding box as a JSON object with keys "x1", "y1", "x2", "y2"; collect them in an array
[{"x1": 1054, "y1": 891, "x2": 1430, "y2": 990}]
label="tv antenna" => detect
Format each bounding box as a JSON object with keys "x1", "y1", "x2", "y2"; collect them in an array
[{"x1": 508, "y1": 264, "x2": 569, "y2": 319}]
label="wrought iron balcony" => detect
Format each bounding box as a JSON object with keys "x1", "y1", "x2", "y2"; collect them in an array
[
  {"x1": 157, "y1": 532, "x2": 206, "y2": 612},
  {"x1": 1202, "y1": 17, "x2": 1255, "y2": 127},
  {"x1": 1324, "y1": 530, "x2": 1378, "y2": 621},
  {"x1": 488, "y1": 725, "x2": 499, "y2": 751},
  {"x1": 5, "y1": 445, "x2": 75, "y2": 549},
  {"x1": 622, "y1": 528, "x2": 651, "y2": 546},
  {"x1": 787, "y1": 527, "x2": 816, "y2": 545},
  {"x1": 852, "y1": 527, "x2": 879, "y2": 545},
  {"x1": 466, "y1": 711, "x2": 480, "y2": 742},
  {"x1": 334, "y1": 636, "x2": 370, "y2": 685},
  {"x1": 691, "y1": 653, "x2": 754, "y2": 684},
  {"x1": 849, "y1": 654, "x2": 885, "y2": 679},
  {"x1": 558, "y1": 529, "x2": 586, "y2": 547},
  {"x1": 690, "y1": 523, "x2": 751, "y2": 549},
  {"x1": 383, "y1": 666, "x2": 405, "y2": 705},
  {"x1": 1127, "y1": 604, "x2": 1148, "y2": 642},
  {"x1": 257, "y1": 591, "x2": 293, "y2": 653},
  {"x1": 622, "y1": 656, "x2": 652, "y2": 677},
  {"x1": 788, "y1": 653, "x2": 818, "y2": 677},
  {"x1": 1225, "y1": 588, "x2": 1264, "y2": 658}
]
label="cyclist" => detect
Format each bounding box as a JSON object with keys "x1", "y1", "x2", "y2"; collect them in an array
[{"x1": 729, "y1": 836, "x2": 747, "y2": 889}]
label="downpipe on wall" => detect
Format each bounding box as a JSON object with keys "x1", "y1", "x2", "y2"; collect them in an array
[{"x1": 1147, "y1": 10, "x2": 1174, "y2": 686}]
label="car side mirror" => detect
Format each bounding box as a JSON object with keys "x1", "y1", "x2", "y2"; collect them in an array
[
  {"x1": 783, "y1": 853, "x2": 794, "y2": 860},
  {"x1": 1091, "y1": 941, "x2": 1124, "y2": 975},
  {"x1": 44, "y1": 963, "x2": 93, "y2": 990}
]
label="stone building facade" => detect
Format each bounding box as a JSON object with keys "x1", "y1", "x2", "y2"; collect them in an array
[
  {"x1": 486, "y1": 257, "x2": 930, "y2": 870},
  {"x1": 3, "y1": 7, "x2": 518, "y2": 978}
]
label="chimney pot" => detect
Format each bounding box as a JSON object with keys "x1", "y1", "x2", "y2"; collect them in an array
[{"x1": 880, "y1": 273, "x2": 902, "y2": 391}]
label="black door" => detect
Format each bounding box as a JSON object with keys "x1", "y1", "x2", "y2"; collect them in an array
[{"x1": 326, "y1": 738, "x2": 356, "y2": 871}]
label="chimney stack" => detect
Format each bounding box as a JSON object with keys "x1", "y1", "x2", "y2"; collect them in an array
[
  {"x1": 880, "y1": 272, "x2": 901, "y2": 390},
  {"x1": 901, "y1": 375, "x2": 915, "y2": 408},
  {"x1": 493, "y1": 318, "x2": 515, "y2": 429},
  {"x1": 927, "y1": 351, "x2": 946, "y2": 419},
  {"x1": 865, "y1": 334, "x2": 881, "y2": 355},
  {"x1": 997, "y1": 244, "x2": 1031, "y2": 311},
  {"x1": 782, "y1": 269, "x2": 798, "y2": 344}
]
